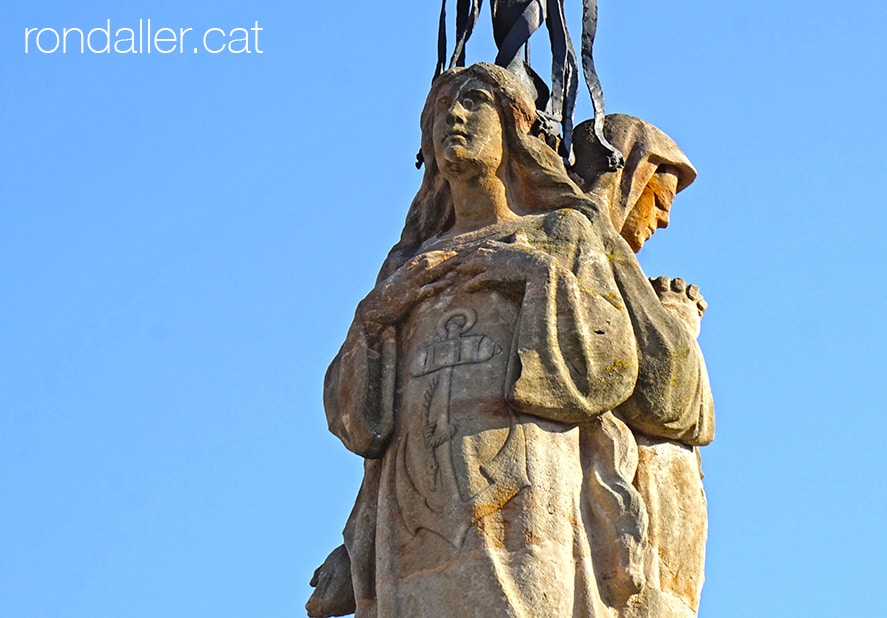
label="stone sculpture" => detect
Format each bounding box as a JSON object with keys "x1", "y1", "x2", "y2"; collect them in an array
[
  {"x1": 573, "y1": 114, "x2": 712, "y2": 616},
  {"x1": 432, "y1": 0, "x2": 623, "y2": 167},
  {"x1": 307, "y1": 63, "x2": 714, "y2": 618}
]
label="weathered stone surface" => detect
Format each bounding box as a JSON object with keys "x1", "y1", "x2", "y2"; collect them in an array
[
  {"x1": 572, "y1": 114, "x2": 697, "y2": 252},
  {"x1": 577, "y1": 114, "x2": 712, "y2": 617},
  {"x1": 307, "y1": 63, "x2": 714, "y2": 618},
  {"x1": 634, "y1": 435, "x2": 707, "y2": 615},
  {"x1": 306, "y1": 545, "x2": 355, "y2": 618}
]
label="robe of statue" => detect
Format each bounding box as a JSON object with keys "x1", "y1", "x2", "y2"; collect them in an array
[
  {"x1": 605, "y1": 242, "x2": 714, "y2": 617},
  {"x1": 574, "y1": 113, "x2": 715, "y2": 617},
  {"x1": 322, "y1": 216, "x2": 714, "y2": 617},
  {"x1": 325, "y1": 209, "x2": 640, "y2": 617},
  {"x1": 311, "y1": 63, "x2": 715, "y2": 618}
]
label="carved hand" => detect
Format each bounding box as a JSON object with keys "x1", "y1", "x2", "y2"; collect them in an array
[
  {"x1": 456, "y1": 237, "x2": 555, "y2": 294},
  {"x1": 305, "y1": 545, "x2": 355, "y2": 618},
  {"x1": 649, "y1": 276, "x2": 708, "y2": 338},
  {"x1": 357, "y1": 250, "x2": 459, "y2": 332}
]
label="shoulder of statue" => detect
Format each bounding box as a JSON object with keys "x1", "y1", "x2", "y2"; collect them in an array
[{"x1": 535, "y1": 208, "x2": 596, "y2": 243}]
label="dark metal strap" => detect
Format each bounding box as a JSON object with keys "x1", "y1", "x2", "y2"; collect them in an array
[
  {"x1": 435, "y1": 0, "x2": 448, "y2": 79},
  {"x1": 493, "y1": 0, "x2": 546, "y2": 68},
  {"x1": 580, "y1": 0, "x2": 623, "y2": 168},
  {"x1": 544, "y1": 0, "x2": 579, "y2": 162},
  {"x1": 450, "y1": 0, "x2": 483, "y2": 69},
  {"x1": 429, "y1": 0, "x2": 622, "y2": 170},
  {"x1": 545, "y1": 0, "x2": 568, "y2": 122}
]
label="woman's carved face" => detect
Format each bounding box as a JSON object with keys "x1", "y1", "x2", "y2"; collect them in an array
[{"x1": 431, "y1": 76, "x2": 504, "y2": 180}]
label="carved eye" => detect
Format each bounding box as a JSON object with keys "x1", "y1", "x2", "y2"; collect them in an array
[{"x1": 460, "y1": 89, "x2": 493, "y2": 110}]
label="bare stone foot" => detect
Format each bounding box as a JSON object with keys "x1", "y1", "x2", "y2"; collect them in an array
[{"x1": 305, "y1": 545, "x2": 356, "y2": 618}]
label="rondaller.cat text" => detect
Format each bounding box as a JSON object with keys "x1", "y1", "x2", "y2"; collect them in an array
[{"x1": 24, "y1": 19, "x2": 264, "y2": 55}]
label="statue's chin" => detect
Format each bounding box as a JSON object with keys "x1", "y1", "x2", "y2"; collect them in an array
[
  {"x1": 439, "y1": 149, "x2": 481, "y2": 179},
  {"x1": 621, "y1": 224, "x2": 655, "y2": 253},
  {"x1": 441, "y1": 143, "x2": 470, "y2": 164},
  {"x1": 623, "y1": 233, "x2": 644, "y2": 253}
]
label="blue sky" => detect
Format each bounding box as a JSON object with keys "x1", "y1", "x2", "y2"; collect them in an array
[{"x1": 3, "y1": 1, "x2": 886, "y2": 616}]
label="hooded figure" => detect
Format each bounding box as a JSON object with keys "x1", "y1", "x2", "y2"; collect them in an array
[{"x1": 308, "y1": 66, "x2": 713, "y2": 618}]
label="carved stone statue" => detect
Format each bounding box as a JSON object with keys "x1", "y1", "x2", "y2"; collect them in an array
[
  {"x1": 573, "y1": 114, "x2": 713, "y2": 616},
  {"x1": 307, "y1": 63, "x2": 713, "y2": 618},
  {"x1": 433, "y1": 0, "x2": 623, "y2": 167}
]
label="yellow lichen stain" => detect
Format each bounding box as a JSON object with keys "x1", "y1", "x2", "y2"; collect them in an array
[
  {"x1": 605, "y1": 359, "x2": 631, "y2": 372},
  {"x1": 664, "y1": 345, "x2": 692, "y2": 361},
  {"x1": 578, "y1": 283, "x2": 601, "y2": 297},
  {"x1": 605, "y1": 250, "x2": 633, "y2": 264},
  {"x1": 604, "y1": 291, "x2": 624, "y2": 310}
]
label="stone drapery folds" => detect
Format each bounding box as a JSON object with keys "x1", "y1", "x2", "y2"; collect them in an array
[{"x1": 307, "y1": 64, "x2": 714, "y2": 618}]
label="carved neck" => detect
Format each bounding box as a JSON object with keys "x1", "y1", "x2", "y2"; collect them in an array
[{"x1": 446, "y1": 172, "x2": 517, "y2": 236}]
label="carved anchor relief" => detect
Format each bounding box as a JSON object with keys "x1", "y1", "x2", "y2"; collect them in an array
[
  {"x1": 397, "y1": 307, "x2": 530, "y2": 547},
  {"x1": 412, "y1": 308, "x2": 502, "y2": 377},
  {"x1": 411, "y1": 307, "x2": 503, "y2": 489}
]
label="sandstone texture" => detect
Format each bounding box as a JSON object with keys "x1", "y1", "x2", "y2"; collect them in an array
[{"x1": 307, "y1": 63, "x2": 714, "y2": 618}]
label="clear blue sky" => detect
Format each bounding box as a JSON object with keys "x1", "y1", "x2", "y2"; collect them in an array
[{"x1": 3, "y1": 2, "x2": 885, "y2": 616}]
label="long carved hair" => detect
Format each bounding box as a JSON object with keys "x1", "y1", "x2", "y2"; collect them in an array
[
  {"x1": 373, "y1": 63, "x2": 650, "y2": 608},
  {"x1": 379, "y1": 63, "x2": 606, "y2": 281}
]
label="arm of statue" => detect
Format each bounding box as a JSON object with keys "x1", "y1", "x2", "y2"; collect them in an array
[
  {"x1": 324, "y1": 251, "x2": 458, "y2": 457},
  {"x1": 324, "y1": 321, "x2": 395, "y2": 459},
  {"x1": 606, "y1": 240, "x2": 715, "y2": 446},
  {"x1": 459, "y1": 210, "x2": 638, "y2": 423}
]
